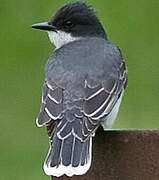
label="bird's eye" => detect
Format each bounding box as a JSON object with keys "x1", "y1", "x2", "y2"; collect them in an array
[{"x1": 65, "y1": 21, "x2": 73, "y2": 27}]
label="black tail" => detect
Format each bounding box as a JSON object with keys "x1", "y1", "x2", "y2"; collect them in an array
[{"x1": 43, "y1": 132, "x2": 92, "y2": 177}]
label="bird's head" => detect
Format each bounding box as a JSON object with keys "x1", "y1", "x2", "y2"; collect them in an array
[{"x1": 32, "y1": 2, "x2": 107, "y2": 48}]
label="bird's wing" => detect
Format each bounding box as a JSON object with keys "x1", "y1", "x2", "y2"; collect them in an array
[
  {"x1": 82, "y1": 60, "x2": 127, "y2": 136},
  {"x1": 36, "y1": 81, "x2": 63, "y2": 129}
]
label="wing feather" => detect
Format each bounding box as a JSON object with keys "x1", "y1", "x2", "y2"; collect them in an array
[
  {"x1": 83, "y1": 60, "x2": 127, "y2": 133},
  {"x1": 36, "y1": 81, "x2": 63, "y2": 127}
]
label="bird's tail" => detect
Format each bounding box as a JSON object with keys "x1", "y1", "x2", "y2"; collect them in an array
[{"x1": 43, "y1": 132, "x2": 92, "y2": 177}]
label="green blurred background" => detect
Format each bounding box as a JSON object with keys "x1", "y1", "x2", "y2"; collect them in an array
[{"x1": 0, "y1": 0, "x2": 158, "y2": 179}]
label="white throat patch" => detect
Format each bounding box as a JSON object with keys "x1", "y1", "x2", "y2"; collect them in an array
[{"x1": 48, "y1": 31, "x2": 79, "y2": 49}]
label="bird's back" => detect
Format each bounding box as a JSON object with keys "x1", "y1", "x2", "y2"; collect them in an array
[{"x1": 46, "y1": 37, "x2": 123, "y2": 100}]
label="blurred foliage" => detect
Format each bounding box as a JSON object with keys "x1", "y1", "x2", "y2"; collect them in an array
[{"x1": 0, "y1": 0, "x2": 159, "y2": 179}]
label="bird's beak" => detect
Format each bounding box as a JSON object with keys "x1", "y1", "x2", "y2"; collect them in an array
[{"x1": 32, "y1": 22, "x2": 57, "y2": 32}]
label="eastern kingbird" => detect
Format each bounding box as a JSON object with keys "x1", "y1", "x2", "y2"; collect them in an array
[{"x1": 32, "y1": 1, "x2": 127, "y2": 177}]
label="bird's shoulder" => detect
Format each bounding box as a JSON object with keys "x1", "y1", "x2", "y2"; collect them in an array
[
  {"x1": 47, "y1": 37, "x2": 122, "y2": 72},
  {"x1": 45, "y1": 37, "x2": 126, "y2": 89}
]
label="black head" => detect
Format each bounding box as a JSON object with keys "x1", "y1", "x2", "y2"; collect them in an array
[{"x1": 32, "y1": 2, "x2": 107, "y2": 39}]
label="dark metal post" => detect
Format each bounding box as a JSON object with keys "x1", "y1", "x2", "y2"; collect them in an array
[{"x1": 51, "y1": 130, "x2": 159, "y2": 180}]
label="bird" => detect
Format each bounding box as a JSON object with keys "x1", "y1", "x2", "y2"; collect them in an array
[{"x1": 32, "y1": 1, "x2": 127, "y2": 177}]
